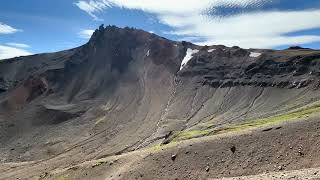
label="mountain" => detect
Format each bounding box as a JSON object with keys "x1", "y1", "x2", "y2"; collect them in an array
[{"x1": 1, "y1": 25, "x2": 320, "y2": 180}]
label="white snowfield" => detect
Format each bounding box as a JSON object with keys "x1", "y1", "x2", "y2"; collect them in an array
[
  {"x1": 250, "y1": 52, "x2": 262, "y2": 58},
  {"x1": 146, "y1": 50, "x2": 150, "y2": 57},
  {"x1": 208, "y1": 49, "x2": 216, "y2": 53},
  {"x1": 180, "y1": 48, "x2": 199, "y2": 70}
]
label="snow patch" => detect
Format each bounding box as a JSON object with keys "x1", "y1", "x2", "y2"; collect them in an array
[
  {"x1": 208, "y1": 49, "x2": 216, "y2": 53},
  {"x1": 250, "y1": 52, "x2": 261, "y2": 58},
  {"x1": 146, "y1": 50, "x2": 150, "y2": 57},
  {"x1": 180, "y1": 48, "x2": 199, "y2": 70}
]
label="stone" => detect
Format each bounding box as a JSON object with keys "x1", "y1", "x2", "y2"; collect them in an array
[
  {"x1": 230, "y1": 145, "x2": 236, "y2": 153},
  {"x1": 171, "y1": 154, "x2": 177, "y2": 161},
  {"x1": 205, "y1": 166, "x2": 210, "y2": 172}
]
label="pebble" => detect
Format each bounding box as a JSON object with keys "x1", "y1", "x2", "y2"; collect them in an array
[
  {"x1": 171, "y1": 154, "x2": 177, "y2": 161},
  {"x1": 205, "y1": 166, "x2": 210, "y2": 172}
]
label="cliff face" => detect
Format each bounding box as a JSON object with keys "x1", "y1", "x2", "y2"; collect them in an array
[
  {"x1": 0, "y1": 25, "x2": 320, "y2": 165},
  {"x1": 180, "y1": 46, "x2": 320, "y2": 89}
]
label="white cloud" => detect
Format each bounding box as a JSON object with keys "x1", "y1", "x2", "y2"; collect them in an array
[
  {"x1": 75, "y1": 0, "x2": 271, "y2": 16},
  {"x1": 164, "y1": 9, "x2": 320, "y2": 48},
  {"x1": 0, "y1": 45, "x2": 32, "y2": 60},
  {"x1": 0, "y1": 22, "x2": 20, "y2": 34},
  {"x1": 74, "y1": 0, "x2": 111, "y2": 20},
  {"x1": 198, "y1": 35, "x2": 320, "y2": 49},
  {"x1": 78, "y1": 29, "x2": 95, "y2": 39},
  {"x1": 6, "y1": 43, "x2": 30, "y2": 48},
  {"x1": 74, "y1": 0, "x2": 320, "y2": 48}
]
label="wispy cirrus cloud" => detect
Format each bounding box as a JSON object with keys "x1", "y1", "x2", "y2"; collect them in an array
[
  {"x1": 74, "y1": 0, "x2": 111, "y2": 21},
  {"x1": 165, "y1": 9, "x2": 320, "y2": 48},
  {"x1": 0, "y1": 45, "x2": 32, "y2": 60},
  {"x1": 74, "y1": 0, "x2": 320, "y2": 48},
  {"x1": 0, "y1": 22, "x2": 21, "y2": 34},
  {"x1": 74, "y1": 0, "x2": 271, "y2": 16},
  {"x1": 5, "y1": 42, "x2": 30, "y2": 48},
  {"x1": 78, "y1": 29, "x2": 95, "y2": 39}
]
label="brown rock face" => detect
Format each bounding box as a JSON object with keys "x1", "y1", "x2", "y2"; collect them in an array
[{"x1": 4, "y1": 76, "x2": 48, "y2": 110}]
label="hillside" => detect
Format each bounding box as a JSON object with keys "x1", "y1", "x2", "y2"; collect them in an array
[{"x1": 1, "y1": 25, "x2": 320, "y2": 180}]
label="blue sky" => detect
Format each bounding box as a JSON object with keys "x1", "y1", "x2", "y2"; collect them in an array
[{"x1": 0, "y1": 0, "x2": 320, "y2": 59}]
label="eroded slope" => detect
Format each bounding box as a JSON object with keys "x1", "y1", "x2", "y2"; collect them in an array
[{"x1": 0, "y1": 26, "x2": 320, "y2": 179}]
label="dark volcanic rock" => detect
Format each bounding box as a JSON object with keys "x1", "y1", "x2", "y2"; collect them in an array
[
  {"x1": 171, "y1": 154, "x2": 177, "y2": 161},
  {"x1": 179, "y1": 47, "x2": 320, "y2": 89}
]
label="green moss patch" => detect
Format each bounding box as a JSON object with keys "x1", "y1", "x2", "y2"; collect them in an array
[
  {"x1": 94, "y1": 117, "x2": 106, "y2": 125},
  {"x1": 91, "y1": 160, "x2": 108, "y2": 168},
  {"x1": 219, "y1": 103, "x2": 320, "y2": 133},
  {"x1": 171, "y1": 129, "x2": 213, "y2": 142},
  {"x1": 169, "y1": 103, "x2": 320, "y2": 143},
  {"x1": 57, "y1": 175, "x2": 69, "y2": 180}
]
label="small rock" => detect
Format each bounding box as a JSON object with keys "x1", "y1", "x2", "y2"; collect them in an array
[
  {"x1": 298, "y1": 150, "x2": 304, "y2": 156},
  {"x1": 205, "y1": 166, "x2": 210, "y2": 172},
  {"x1": 230, "y1": 145, "x2": 236, "y2": 153},
  {"x1": 278, "y1": 166, "x2": 283, "y2": 171},
  {"x1": 171, "y1": 154, "x2": 177, "y2": 161},
  {"x1": 262, "y1": 128, "x2": 273, "y2": 132}
]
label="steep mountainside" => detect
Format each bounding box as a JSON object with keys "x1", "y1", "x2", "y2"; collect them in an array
[{"x1": 1, "y1": 25, "x2": 320, "y2": 180}]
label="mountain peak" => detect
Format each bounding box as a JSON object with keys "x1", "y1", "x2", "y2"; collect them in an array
[{"x1": 89, "y1": 24, "x2": 150, "y2": 44}]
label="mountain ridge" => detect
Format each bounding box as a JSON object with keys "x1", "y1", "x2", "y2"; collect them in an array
[{"x1": 1, "y1": 25, "x2": 320, "y2": 180}]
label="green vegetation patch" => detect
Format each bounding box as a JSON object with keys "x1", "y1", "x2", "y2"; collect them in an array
[
  {"x1": 95, "y1": 117, "x2": 106, "y2": 125},
  {"x1": 169, "y1": 103, "x2": 320, "y2": 143},
  {"x1": 148, "y1": 141, "x2": 179, "y2": 153},
  {"x1": 171, "y1": 129, "x2": 213, "y2": 142},
  {"x1": 58, "y1": 175, "x2": 69, "y2": 180},
  {"x1": 91, "y1": 160, "x2": 108, "y2": 168},
  {"x1": 219, "y1": 103, "x2": 320, "y2": 133}
]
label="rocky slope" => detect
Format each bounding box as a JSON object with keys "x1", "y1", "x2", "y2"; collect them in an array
[{"x1": 1, "y1": 25, "x2": 320, "y2": 180}]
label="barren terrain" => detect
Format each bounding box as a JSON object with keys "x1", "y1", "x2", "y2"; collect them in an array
[{"x1": 1, "y1": 26, "x2": 320, "y2": 179}]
